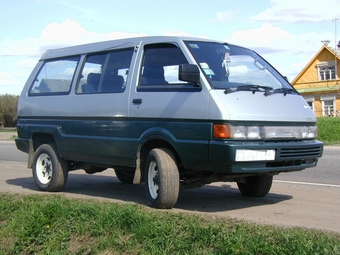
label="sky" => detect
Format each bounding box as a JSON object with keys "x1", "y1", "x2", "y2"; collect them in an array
[{"x1": 1, "y1": 0, "x2": 340, "y2": 95}]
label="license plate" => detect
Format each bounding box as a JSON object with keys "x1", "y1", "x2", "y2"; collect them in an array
[{"x1": 235, "y1": 149, "x2": 275, "y2": 162}]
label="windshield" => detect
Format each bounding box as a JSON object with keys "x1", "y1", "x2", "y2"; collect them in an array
[{"x1": 184, "y1": 41, "x2": 293, "y2": 91}]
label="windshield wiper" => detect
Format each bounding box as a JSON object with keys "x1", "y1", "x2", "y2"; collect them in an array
[
  {"x1": 224, "y1": 85, "x2": 298, "y2": 96},
  {"x1": 224, "y1": 85, "x2": 273, "y2": 94},
  {"x1": 273, "y1": 87, "x2": 299, "y2": 96},
  {"x1": 264, "y1": 87, "x2": 299, "y2": 96}
]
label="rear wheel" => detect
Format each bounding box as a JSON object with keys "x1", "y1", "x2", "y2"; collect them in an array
[
  {"x1": 237, "y1": 175, "x2": 273, "y2": 197},
  {"x1": 145, "y1": 148, "x2": 180, "y2": 209},
  {"x1": 32, "y1": 143, "x2": 68, "y2": 192}
]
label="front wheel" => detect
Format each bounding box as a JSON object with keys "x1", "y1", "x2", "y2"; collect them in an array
[
  {"x1": 145, "y1": 148, "x2": 180, "y2": 209},
  {"x1": 237, "y1": 175, "x2": 273, "y2": 197},
  {"x1": 32, "y1": 143, "x2": 68, "y2": 192}
]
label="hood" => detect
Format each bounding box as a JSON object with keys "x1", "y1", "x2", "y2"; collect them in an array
[{"x1": 209, "y1": 90, "x2": 316, "y2": 123}]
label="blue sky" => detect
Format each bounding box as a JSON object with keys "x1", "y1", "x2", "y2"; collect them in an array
[{"x1": 1, "y1": 0, "x2": 340, "y2": 95}]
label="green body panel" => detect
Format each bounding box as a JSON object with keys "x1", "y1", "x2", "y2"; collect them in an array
[{"x1": 16, "y1": 117, "x2": 323, "y2": 174}]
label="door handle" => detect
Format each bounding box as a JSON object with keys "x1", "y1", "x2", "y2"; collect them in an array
[{"x1": 132, "y1": 99, "x2": 142, "y2": 105}]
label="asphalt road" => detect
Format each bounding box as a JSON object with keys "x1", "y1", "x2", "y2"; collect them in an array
[
  {"x1": 0, "y1": 141, "x2": 28, "y2": 162},
  {"x1": 1, "y1": 141, "x2": 340, "y2": 233}
]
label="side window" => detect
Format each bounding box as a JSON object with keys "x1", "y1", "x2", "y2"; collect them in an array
[
  {"x1": 29, "y1": 56, "x2": 79, "y2": 95},
  {"x1": 140, "y1": 44, "x2": 189, "y2": 86},
  {"x1": 77, "y1": 53, "x2": 105, "y2": 94},
  {"x1": 76, "y1": 48, "x2": 134, "y2": 94}
]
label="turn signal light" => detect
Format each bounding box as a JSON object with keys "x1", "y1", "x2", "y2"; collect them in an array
[{"x1": 213, "y1": 124, "x2": 230, "y2": 138}]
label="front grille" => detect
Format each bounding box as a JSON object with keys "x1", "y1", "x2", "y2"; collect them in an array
[{"x1": 279, "y1": 146, "x2": 322, "y2": 159}]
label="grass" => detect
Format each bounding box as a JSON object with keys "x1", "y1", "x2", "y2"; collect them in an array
[
  {"x1": 317, "y1": 117, "x2": 340, "y2": 145},
  {"x1": 0, "y1": 128, "x2": 17, "y2": 140},
  {"x1": 0, "y1": 127, "x2": 17, "y2": 132},
  {"x1": 0, "y1": 193, "x2": 339, "y2": 255}
]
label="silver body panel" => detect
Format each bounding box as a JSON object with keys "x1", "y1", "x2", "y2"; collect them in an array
[
  {"x1": 18, "y1": 36, "x2": 316, "y2": 123},
  {"x1": 209, "y1": 90, "x2": 316, "y2": 122}
]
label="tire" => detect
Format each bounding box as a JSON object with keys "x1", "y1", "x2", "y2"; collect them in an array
[
  {"x1": 145, "y1": 148, "x2": 180, "y2": 209},
  {"x1": 114, "y1": 169, "x2": 134, "y2": 184},
  {"x1": 32, "y1": 143, "x2": 68, "y2": 192},
  {"x1": 237, "y1": 175, "x2": 273, "y2": 197}
]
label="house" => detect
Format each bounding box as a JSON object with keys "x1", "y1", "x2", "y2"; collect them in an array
[{"x1": 291, "y1": 41, "x2": 340, "y2": 117}]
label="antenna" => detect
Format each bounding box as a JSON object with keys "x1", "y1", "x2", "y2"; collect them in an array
[{"x1": 321, "y1": 40, "x2": 330, "y2": 45}]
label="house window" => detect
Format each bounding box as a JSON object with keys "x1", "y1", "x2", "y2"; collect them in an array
[
  {"x1": 322, "y1": 99, "x2": 335, "y2": 116},
  {"x1": 307, "y1": 101, "x2": 314, "y2": 110},
  {"x1": 303, "y1": 96, "x2": 314, "y2": 111},
  {"x1": 319, "y1": 66, "x2": 336, "y2": 80},
  {"x1": 317, "y1": 61, "x2": 336, "y2": 81}
]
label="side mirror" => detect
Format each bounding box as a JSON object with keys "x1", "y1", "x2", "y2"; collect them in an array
[{"x1": 179, "y1": 64, "x2": 200, "y2": 85}]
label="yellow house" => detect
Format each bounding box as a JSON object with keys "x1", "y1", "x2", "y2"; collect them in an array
[{"x1": 292, "y1": 43, "x2": 340, "y2": 117}]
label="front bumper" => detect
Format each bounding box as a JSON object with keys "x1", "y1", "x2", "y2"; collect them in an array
[{"x1": 209, "y1": 139, "x2": 323, "y2": 174}]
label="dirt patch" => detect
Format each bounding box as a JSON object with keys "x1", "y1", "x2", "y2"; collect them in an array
[{"x1": 0, "y1": 131, "x2": 17, "y2": 141}]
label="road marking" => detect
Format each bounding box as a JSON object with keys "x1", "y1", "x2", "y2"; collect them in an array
[{"x1": 274, "y1": 180, "x2": 340, "y2": 188}]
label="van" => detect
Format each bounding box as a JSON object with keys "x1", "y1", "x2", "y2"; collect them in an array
[{"x1": 16, "y1": 36, "x2": 323, "y2": 208}]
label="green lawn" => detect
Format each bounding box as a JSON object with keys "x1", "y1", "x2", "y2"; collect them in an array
[{"x1": 0, "y1": 194, "x2": 339, "y2": 255}]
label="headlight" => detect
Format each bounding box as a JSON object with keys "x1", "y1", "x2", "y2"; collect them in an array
[
  {"x1": 229, "y1": 125, "x2": 261, "y2": 139},
  {"x1": 302, "y1": 126, "x2": 318, "y2": 138},
  {"x1": 213, "y1": 124, "x2": 317, "y2": 139},
  {"x1": 263, "y1": 126, "x2": 317, "y2": 139}
]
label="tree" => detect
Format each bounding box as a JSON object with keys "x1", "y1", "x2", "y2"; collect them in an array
[{"x1": 0, "y1": 94, "x2": 19, "y2": 127}]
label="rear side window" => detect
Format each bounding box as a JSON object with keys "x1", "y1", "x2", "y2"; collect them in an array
[
  {"x1": 29, "y1": 56, "x2": 79, "y2": 96},
  {"x1": 76, "y1": 48, "x2": 134, "y2": 94}
]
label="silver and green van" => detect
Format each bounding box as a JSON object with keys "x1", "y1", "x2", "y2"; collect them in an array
[{"x1": 16, "y1": 36, "x2": 323, "y2": 208}]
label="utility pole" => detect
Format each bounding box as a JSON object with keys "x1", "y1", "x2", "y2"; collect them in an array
[{"x1": 333, "y1": 18, "x2": 338, "y2": 80}]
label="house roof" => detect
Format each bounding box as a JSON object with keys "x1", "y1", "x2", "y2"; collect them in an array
[{"x1": 292, "y1": 45, "x2": 340, "y2": 85}]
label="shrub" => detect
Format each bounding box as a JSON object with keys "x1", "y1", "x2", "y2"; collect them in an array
[
  {"x1": 317, "y1": 117, "x2": 340, "y2": 145},
  {"x1": 0, "y1": 94, "x2": 19, "y2": 127}
]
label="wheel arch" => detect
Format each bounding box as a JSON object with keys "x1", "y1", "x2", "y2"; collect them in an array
[
  {"x1": 135, "y1": 134, "x2": 183, "y2": 184},
  {"x1": 28, "y1": 132, "x2": 57, "y2": 168}
]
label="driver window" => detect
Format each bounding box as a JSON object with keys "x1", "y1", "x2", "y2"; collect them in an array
[{"x1": 140, "y1": 44, "x2": 189, "y2": 86}]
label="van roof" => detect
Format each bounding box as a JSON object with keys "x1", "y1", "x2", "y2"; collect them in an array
[{"x1": 41, "y1": 36, "x2": 225, "y2": 60}]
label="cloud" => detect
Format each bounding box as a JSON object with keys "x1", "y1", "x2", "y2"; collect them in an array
[
  {"x1": 0, "y1": 71, "x2": 19, "y2": 89},
  {"x1": 40, "y1": 19, "x2": 99, "y2": 45},
  {"x1": 250, "y1": 0, "x2": 340, "y2": 23},
  {"x1": 0, "y1": 19, "x2": 207, "y2": 94},
  {"x1": 16, "y1": 58, "x2": 39, "y2": 69},
  {"x1": 213, "y1": 10, "x2": 238, "y2": 22},
  {"x1": 224, "y1": 22, "x2": 335, "y2": 56},
  {"x1": 161, "y1": 29, "x2": 208, "y2": 39},
  {"x1": 0, "y1": 71, "x2": 11, "y2": 80},
  {"x1": 0, "y1": 19, "x2": 150, "y2": 94},
  {"x1": 224, "y1": 23, "x2": 294, "y2": 49},
  {"x1": 223, "y1": 22, "x2": 336, "y2": 80},
  {"x1": 2, "y1": 19, "x2": 203, "y2": 60},
  {"x1": 0, "y1": 19, "x2": 149, "y2": 59},
  {"x1": 0, "y1": 38, "x2": 40, "y2": 58}
]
